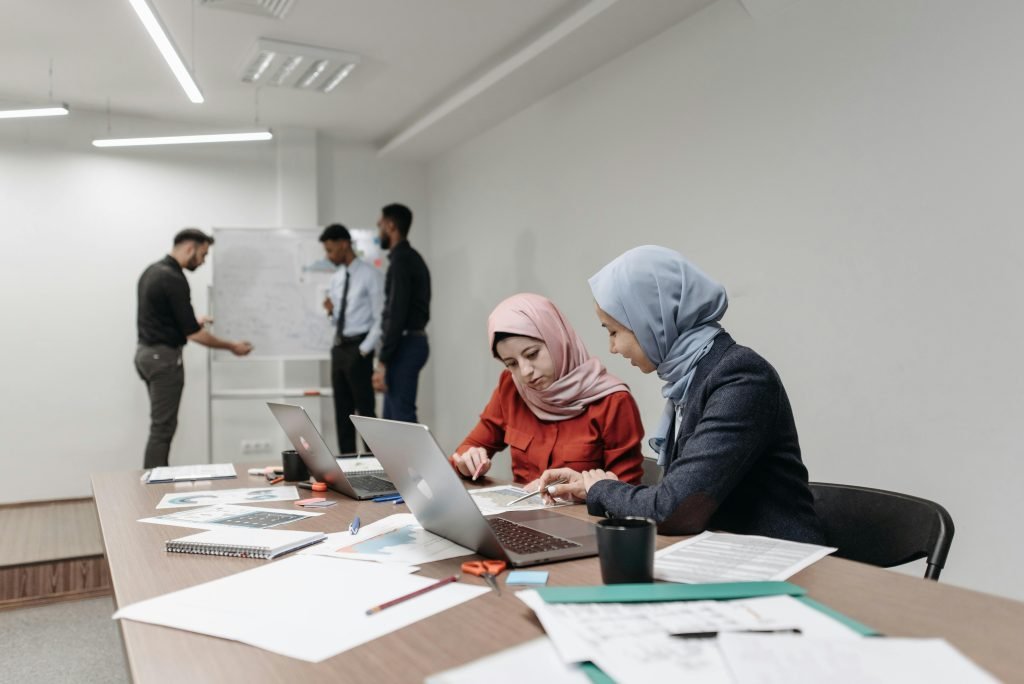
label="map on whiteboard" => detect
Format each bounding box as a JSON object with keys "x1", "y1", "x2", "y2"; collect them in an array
[{"x1": 211, "y1": 227, "x2": 382, "y2": 360}]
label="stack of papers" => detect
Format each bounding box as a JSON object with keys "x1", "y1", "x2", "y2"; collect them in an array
[{"x1": 513, "y1": 580, "x2": 999, "y2": 683}]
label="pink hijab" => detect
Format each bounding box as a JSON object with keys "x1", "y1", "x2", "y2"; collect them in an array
[{"x1": 487, "y1": 293, "x2": 629, "y2": 422}]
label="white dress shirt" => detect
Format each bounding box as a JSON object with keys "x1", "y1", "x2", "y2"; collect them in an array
[{"x1": 328, "y1": 258, "x2": 384, "y2": 355}]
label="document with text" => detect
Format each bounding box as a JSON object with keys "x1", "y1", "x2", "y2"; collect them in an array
[{"x1": 654, "y1": 531, "x2": 836, "y2": 583}]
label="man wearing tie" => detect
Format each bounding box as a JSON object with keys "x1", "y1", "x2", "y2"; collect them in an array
[{"x1": 320, "y1": 224, "x2": 384, "y2": 454}]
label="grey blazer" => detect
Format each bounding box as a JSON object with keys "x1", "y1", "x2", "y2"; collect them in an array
[{"x1": 586, "y1": 333, "x2": 825, "y2": 544}]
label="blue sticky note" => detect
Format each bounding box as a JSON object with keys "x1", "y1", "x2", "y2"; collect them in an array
[{"x1": 506, "y1": 571, "x2": 549, "y2": 586}]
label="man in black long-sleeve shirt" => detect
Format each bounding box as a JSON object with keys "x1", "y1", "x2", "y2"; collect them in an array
[
  {"x1": 136, "y1": 228, "x2": 253, "y2": 469},
  {"x1": 371, "y1": 204, "x2": 431, "y2": 422}
]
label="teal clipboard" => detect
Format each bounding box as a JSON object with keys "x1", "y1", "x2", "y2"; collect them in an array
[{"x1": 534, "y1": 582, "x2": 878, "y2": 684}]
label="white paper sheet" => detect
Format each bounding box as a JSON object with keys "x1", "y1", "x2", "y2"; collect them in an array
[
  {"x1": 156, "y1": 486, "x2": 300, "y2": 509},
  {"x1": 654, "y1": 531, "x2": 836, "y2": 583},
  {"x1": 139, "y1": 503, "x2": 322, "y2": 530},
  {"x1": 299, "y1": 514, "x2": 474, "y2": 565},
  {"x1": 113, "y1": 555, "x2": 488, "y2": 662},
  {"x1": 516, "y1": 592, "x2": 858, "y2": 664},
  {"x1": 718, "y1": 634, "x2": 1000, "y2": 684},
  {"x1": 468, "y1": 485, "x2": 571, "y2": 515},
  {"x1": 145, "y1": 463, "x2": 236, "y2": 483},
  {"x1": 425, "y1": 637, "x2": 591, "y2": 684},
  {"x1": 593, "y1": 633, "x2": 733, "y2": 684}
]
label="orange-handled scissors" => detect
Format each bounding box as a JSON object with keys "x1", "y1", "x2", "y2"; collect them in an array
[{"x1": 461, "y1": 560, "x2": 507, "y2": 594}]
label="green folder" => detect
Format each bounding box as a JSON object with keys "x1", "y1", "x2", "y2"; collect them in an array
[{"x1": 535, "y1": 582, "x2": 878, "y2": 684}]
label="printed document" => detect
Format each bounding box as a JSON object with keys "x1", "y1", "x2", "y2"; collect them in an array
[
  {"x1": 300, "y1": 514, "x2": 473, "y2": 565},
  {"x1": 113, "y1": 555, "x2": 488, "y2": 662},
  {"x1": 468, "y1": 485, "x2": 571, "y2": 516},
  {"x1": 155, "y1": 486, "x2": 300, "y2": 509},
  {"x1": 654, "y1": 531, "x2": 836, "y2": 583},
  {"x1": 516, "y1": 592, "x2": 858, "y2": 665},
  {"x1": 139, "y1": 503, "x2": 322, "y2": 530},
  {"x1": 145, "y1": 463, "x2": 236, "y2": 483}
]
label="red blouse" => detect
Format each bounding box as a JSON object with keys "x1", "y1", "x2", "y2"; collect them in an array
[{"x1": 454, "y1": 371, "x2": 645, "y2": 485}]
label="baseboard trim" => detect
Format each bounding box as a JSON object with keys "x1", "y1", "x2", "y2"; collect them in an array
[{"x1": 0, "y1": 556, "x2": 112, "y2": 611}]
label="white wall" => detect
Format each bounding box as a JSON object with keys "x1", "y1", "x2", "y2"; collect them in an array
[
  {"x1": 0, "y1": 114, "x2": 278, "y2": 502},
  {"x1": 424, "y1": 0, "x2": 1024, "y2": 599},
  {"x1": 0, "y1": 121, "x2": 428, "y2": 503}
]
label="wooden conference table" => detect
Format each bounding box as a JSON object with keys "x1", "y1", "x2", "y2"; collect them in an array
[{"x1": 92, "y1": 467, "x2": 1024, "y2": 684}]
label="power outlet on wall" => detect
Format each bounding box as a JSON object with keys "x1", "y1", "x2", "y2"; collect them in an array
[{"x1": 240, "y1": 439, "x2": 273, "y2": 454}]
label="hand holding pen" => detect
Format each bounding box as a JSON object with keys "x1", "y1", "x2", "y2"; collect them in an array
[{"x1": 451, "y1": 446, "x2": 491, "y2": 481}]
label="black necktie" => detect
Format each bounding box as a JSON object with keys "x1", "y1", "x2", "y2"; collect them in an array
[{"x1": 336, "y1": 268, "x2": 350, "y2": 338}]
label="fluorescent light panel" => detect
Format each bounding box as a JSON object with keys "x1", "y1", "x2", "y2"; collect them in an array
[
  {"x1": 128, "y1": 0, "x2": 204, "y2": 104},
  {"x1": 241, "y1": 38, "x2": 360, "y2": 93},
  {"x1": 92, "y1": 131, "x2": 273, "y2": 147},
  {"x1": 0, "y1": 105, "x2": 69, "y2": 119}
]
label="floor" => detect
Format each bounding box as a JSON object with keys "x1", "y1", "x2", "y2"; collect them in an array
[{"x1": 0, "y1": 596, "x2": 129, "y2": 683}]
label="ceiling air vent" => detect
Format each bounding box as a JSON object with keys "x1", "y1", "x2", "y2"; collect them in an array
[
  {"x1": 241, "y1": 38, "x2": 360, "y2": 93},
  {"x1": 200, "y1": 0, "x2": 295, "y2": 20}
]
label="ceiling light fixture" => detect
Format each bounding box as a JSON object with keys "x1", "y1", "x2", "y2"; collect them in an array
[
  {"x1": 241, "y1": 38, "x2": 360, "y2": 93},
  {"x1": 127, "y1": 0, "x2": 205, "y2": 104},
  {"x1": 92, "y1": 130, "x2": 273, "y2": 147},
  {"x1": 0, "y1": 105, "x2": 70, "y2": 119}
]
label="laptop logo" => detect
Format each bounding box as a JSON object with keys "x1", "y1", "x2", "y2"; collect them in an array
[
  {"x1": 409, "y1": 467, "x2": 433, "y2": 500},
  {"x1": 299, "y1": 436, "x2": 311, "y2": 452}
]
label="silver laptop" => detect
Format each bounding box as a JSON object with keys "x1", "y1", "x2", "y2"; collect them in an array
[
  {"x1": 350, "y1": 415, "x2": 598, "y2": 567},
  {"x1": 267, "y1": 403, "x2": 399, "y2": 500}
]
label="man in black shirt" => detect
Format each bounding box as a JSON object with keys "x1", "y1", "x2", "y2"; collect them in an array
[
  {"x1": 371, "y1": 204, "x2": 431, "y2": 422},
  {"x1": 136, "y1": 228, "x2": 252, "y2": 469}
]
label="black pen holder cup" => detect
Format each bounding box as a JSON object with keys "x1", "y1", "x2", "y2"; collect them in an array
[
  {"x1": 595, "y1": 517, "x2": 656, "y2": 584},
  {"x1": 282, "y1": 450, "x2": 309, "y2": 482}
]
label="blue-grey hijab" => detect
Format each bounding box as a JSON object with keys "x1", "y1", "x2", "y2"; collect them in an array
[{"x1": 589, "y1": 245, "x2": 729, "y2": 464}]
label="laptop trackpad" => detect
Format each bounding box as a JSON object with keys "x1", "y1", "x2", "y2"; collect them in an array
[{"x1": 501, "y1": 510, "x2": 594, "y2": 540}]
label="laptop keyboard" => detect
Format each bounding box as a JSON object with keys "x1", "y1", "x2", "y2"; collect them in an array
[
  {"x1": 488, "y1": 516, "x2": 581, "y2": 555},
  {"x1": 348, "y1": 476, "x2": 396, "y2": 492}
]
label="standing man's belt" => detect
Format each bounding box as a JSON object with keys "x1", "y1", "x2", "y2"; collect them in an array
[
  {"x1": 402, "y1": 329, "x2": 427, "y2": 337},
  {"x1": 334, "y1": 332, "x2": 369, "y2": 346}
]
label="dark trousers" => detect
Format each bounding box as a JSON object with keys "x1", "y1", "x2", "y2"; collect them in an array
[
  {"x1": 383, "y1": 334, "x2": 429, "y2": 423},
  {"x1": 331, "y1": 341, "x2": 376, "y2": 453},
  {"x1": 134, "y1": 344, "x2": 184, "y2": 470}
]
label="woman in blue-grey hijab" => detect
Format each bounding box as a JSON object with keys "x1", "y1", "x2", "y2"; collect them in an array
[{"x1": 539, "y1": 246, "x2": 824, "y2": 543}]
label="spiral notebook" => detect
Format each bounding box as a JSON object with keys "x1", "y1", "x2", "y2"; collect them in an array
[{"x1": 166, "y1": 528, "x2": 327, "y2": 559}]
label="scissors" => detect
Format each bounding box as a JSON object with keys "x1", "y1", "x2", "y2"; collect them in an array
[{"x1": 460, "y1": 560, "x2": 507, "y2": 595}]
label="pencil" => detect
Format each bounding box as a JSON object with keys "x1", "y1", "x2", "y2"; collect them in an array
[{"x1": 366, "y1": 575, "x2": 459, "y2": 616}]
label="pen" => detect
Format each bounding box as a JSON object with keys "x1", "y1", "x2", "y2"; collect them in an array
[
  {"x1": 505, "y1": 479, "x2": 567, "y2": 506},
  {"x1": 349, "y1": 516, "x2": 360, "y2": 535},
  {"x1": 673, "y1": 628, "x2": 803, "y2": 639},
  {"x1": 372, "y1": 494, "x2": 403, "y2": 502},
  {"x1": 365, "y1": 575, "x2": 459, "y2": 616},
  {"x1": 391, "y1": 497, "x2": 404, "y2": 505},
  {"x1": 268, "y1": 476, "x2": 285, "y2": 485},
  {"x1": 472, "y1": 459, "x2": 487, "y2": 481}
]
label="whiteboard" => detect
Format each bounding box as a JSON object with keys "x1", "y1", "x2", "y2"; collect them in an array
[{"x1": 211, "y1": 227, "x2": 383, "y2": 360}]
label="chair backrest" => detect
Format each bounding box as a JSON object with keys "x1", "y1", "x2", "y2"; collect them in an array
[{"x1": 809, "y1": 482, "x2": 954, "y2": 580}]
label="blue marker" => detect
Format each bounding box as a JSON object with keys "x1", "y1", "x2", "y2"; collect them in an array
[
  {"x1": 372, "y1": 494, "x2": 403, "y2": 503},
  {"x1": 349, "y1": 516, "x2": 360, "y2": 535}
]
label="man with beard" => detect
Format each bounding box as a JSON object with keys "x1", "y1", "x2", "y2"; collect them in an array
[
  {"x1": 372, "y1": 204, "x2": 431, "y2": 422},
  {"x1": 135, "y1": 228, "x2": 252, "y2": 469}
]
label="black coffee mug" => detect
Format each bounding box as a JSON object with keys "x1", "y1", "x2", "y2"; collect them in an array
[
  {"x1": 595, "y1": 517, "x2": 656, "y2": 584},
  {"x1": 282, "y1": 449, "x2": 309, "y2": 482}
]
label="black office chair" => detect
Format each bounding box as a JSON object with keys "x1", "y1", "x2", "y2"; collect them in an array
[{"x1": 809, "y1": 482, "x2": 954, "y2": 580}]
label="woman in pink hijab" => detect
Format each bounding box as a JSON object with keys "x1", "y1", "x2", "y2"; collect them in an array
[{"x1": 450, "y1": 293, "x2": 645, "y2": 489}]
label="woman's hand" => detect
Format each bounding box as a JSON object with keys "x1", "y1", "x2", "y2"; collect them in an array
[{"x1": 451, "y1": 446, "x2": 491, "y2": 480}]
